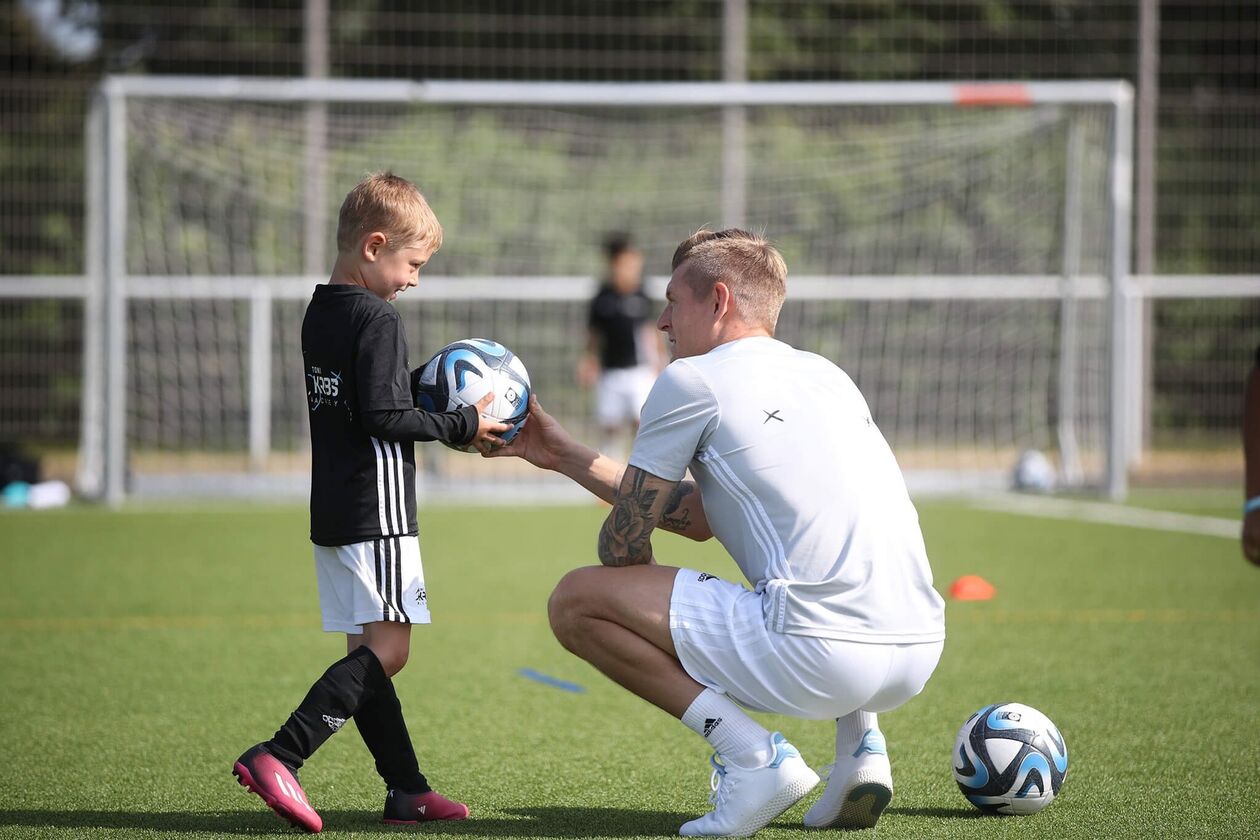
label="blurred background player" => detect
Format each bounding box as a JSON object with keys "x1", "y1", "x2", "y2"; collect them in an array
[
  {"x1": 1244, "y1": 343, "x2": 1260, "y2": 566},
  {"x1": 232, "y1": 173, "x2": 508, "y2": 833},
  {"x1": 577, "y1": 232, "x2": 665, "y2": 455}
]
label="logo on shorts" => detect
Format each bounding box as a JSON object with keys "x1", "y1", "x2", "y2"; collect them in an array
[
  {"x1": 698, "y1": 573, "x2": 718, "y2": 582},
  {"x1": 416, "y1": 587, "x2": 426, "y2": 604},
  {"x1": 322, "y1": 715, "x2": 346, "y2": 732},
  {"x1": 703, "y1": 718, "x2": 723, "y2": 737}
]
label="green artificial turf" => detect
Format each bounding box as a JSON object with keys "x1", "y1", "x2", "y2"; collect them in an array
[{"x1": 0, "y1": 498, "x2": 1257, "y2": 839}]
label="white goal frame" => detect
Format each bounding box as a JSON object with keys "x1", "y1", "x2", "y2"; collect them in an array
[{"x1": 78, "y1": 76, "x2": 1136, "y2": 506}]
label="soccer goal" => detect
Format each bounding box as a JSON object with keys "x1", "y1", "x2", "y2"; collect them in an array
[{"x1": 79, "y1": 77, "x2": 1134, "y2": 505}]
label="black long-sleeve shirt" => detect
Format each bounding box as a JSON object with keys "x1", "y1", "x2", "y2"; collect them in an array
[{"x1": 302, "y1": 284, "x2": 477, "y2": 546}]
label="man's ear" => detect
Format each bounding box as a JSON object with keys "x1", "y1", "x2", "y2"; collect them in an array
[
  {"x1": 712, "y1": 280, "x2": 732, "y2": 318},
  {"x1": 361, "y1": 232, "x2": 388, "y2": 261}
]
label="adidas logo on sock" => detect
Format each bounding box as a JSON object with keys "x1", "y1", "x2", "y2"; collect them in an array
[
  {"x1": 321, "y1": 714, "x2": 346, "y2": 732},
  {"x1": 703, "y1": 717, "x2": 723, "y2": 737}
]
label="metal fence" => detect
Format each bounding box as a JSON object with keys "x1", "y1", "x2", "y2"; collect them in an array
[{"x1": 1, "y1": 1, "x2": 1256, "y2": 490}]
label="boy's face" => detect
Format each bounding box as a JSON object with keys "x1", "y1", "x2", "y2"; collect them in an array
[{"x1": 361, "y1": 234, "x2": 433, "y2": 302}]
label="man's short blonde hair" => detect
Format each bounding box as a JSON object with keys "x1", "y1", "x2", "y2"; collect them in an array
[
  {"x1": 336, "y1": 171, "x2": 443, "y2": 254},
  {"x1": 671, "y1": 229, "x2": 787, "y2": 331}
]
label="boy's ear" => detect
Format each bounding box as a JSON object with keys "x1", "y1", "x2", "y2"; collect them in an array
[{"x1": 361, "y1": 232, "x2": 388, "y2": 261}]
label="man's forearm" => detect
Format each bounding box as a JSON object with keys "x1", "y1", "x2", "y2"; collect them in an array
[{"x1": 551, "y1": 441, "x2": 626, "y2": 505}]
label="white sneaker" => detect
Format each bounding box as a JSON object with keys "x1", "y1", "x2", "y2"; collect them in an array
[
  {"x1": 679, "y1": 732, "x2": 820, "y2": 838},
  {"x1": 802, "y1": 728, "x2": 893, "y2": 829}
]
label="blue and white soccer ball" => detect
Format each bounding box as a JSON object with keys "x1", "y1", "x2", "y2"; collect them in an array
[
  {"x1": 412, "y1": 338, "x2": 531, "y2": 452},
  {"x1": 953, "y1": 702, "x2": 1068, "y2": 816},
  {"x1": 1011, "y1": 449, "x2": 1056, "y2": 492}
]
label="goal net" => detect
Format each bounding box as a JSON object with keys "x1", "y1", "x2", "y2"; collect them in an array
[{"x1": 81, "y1": 79, "x2": 1132, "y2": 504}]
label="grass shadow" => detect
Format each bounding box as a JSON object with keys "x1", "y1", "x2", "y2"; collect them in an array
[
  {"x1": 886, "y1": 805, "x2": 986, "y2": 820},
  {"x1": 0, "y1": 806, "x2": 697, "y2": 837}
]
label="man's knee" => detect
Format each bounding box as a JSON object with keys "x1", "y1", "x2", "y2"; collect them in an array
[{"x1": 548, "y1": 567, "x2": 600, "y2": 649}]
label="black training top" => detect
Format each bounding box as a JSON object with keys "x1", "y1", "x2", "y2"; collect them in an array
[
  {"x1": 302, "y1": 284, "x2": 478, "y2": 546},
  {"x1": 587, "y1": 282, "x2": 654, "y2": 370}
]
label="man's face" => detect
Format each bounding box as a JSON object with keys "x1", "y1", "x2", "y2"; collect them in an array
[
  {"x1": 362, "y1": 238, "x2": 432, "y2": 302},
  {"x1": 657, "y1": 263, "x2": 714, "y2": 361}
]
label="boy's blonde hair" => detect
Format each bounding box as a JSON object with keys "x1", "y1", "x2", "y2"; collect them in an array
[
  {"x1": 336, "y1": 171, "x2": 443, "y2": 254},
  {"x1": 671, "y1": 229, "x2": 787, "y2": 331}
]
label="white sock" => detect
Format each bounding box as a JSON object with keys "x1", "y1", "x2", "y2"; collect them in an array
[
  {"x1": 681, "y1": 689, "x2": 774, "y2": 768},
  {"x1": 836, "y1": 709, "x2": 880, "y2": 756}
]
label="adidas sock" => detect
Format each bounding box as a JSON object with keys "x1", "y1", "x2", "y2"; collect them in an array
[
  {"x1": 265, "y1": 645, "x2": 387, "y2": 770},
  {"x1": 353, "y1": 676, "x2": 431, "y2": 794},
  {"x1": 681, "y1": 688, "x2": 774, "y2": 768},
  {"x1": 836, "y1": 709, "x2": 880, "y2": 756}
]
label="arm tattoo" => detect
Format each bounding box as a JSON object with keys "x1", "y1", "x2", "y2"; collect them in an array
[
  {"x1": 598, "y1": 469, "x2": 658, "y2": 566},
  {"x1": 659, "y1": 481, "x2": 695, "y2": 534}
]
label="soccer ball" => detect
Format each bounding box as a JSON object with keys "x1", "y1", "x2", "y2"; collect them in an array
[
  {"x1": 412, "y1": 338, "x2": 531, "y2": 452},
  {"x1": 953, "y1": 702, "x2": 1068, "y2": 816},
  {"x1": 1011, "y1": 449, "x2": 1056, "y2": 492}
]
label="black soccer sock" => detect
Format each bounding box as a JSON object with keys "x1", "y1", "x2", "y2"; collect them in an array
[
  {"x1": 265, "y1": 645, "x2": 387, "y2": 770},
  {"x1": 353, "y1": 676, "x2": 431, "y2": 794}
]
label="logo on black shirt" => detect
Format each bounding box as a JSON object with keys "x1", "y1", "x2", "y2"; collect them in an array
[{"x1": 307, "y1": 366, "x2": 345, "y2": 412}]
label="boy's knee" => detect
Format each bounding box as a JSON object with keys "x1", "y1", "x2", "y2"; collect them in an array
[
  {"x1": 363, "y1": 633, "x2": 410, "y2": 677},
  {"x1": 376, "y1": 646, "x2": 408, "y2": 677}
]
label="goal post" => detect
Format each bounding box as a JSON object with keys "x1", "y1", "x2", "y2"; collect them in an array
[{"x1": 81, "y1": 77, "x2": 1134, "y2": 505}]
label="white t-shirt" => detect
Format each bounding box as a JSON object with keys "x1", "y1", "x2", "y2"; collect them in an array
[{"x1": 630, "y1": 336, "x2": 945, "y2": 644}]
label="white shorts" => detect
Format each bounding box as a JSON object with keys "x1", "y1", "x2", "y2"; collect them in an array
[
  {"x1": 595, "y1": 366, "x2": 656, "y2": 428},
  {"x1": 313, "y1": 536, "x2": 432, "y2": 634},
  {"x1": 669, "y1": 568, "x2": 943, "y2": 719}
]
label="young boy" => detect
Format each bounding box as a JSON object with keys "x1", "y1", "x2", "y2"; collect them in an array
[{"x1": 233, "y1": 172, "x2": 509, "y2": 833}]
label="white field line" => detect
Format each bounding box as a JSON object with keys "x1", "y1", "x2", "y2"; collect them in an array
[{"x1": 972, "y1": 493, "x2": 1239, "y2": 539}]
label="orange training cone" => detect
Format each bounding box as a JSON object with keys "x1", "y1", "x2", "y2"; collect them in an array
[{"x1": 949, "y1": 575, "x2": 996, "y2": 601}]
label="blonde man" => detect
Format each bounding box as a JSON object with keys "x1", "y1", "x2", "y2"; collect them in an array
[
  {"x1": 492, "y1": 229, "x2": 945, "y2": 836},
  {"x1": 233, "y1": 173, "x2": 509, "y2": 833}
]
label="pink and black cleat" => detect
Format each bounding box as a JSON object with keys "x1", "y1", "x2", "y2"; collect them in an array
[
  {"x1": 233, "y1": 744, "x2": 323, "y2": 833},
  {"x1": 382, "y1": 789, "x2": 470, "y2": 824}
]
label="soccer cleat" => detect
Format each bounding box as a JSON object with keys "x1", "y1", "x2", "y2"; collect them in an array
[
  {"x1": 232, "y1": 744, "x2": 323, "y2": 833},
  {"x1": 382, "y1": 788, "x2": 470, "y2": 824},
  {"x1": 802, "y1": 728, "x2": 893, "y2": 830},
  {"x1": 678, "y1": 732, "x2": 820, "y2": 838}
]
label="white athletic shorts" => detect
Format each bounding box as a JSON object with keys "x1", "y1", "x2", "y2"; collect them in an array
[
  {"x1": 669, "y1": 568, "x2": 943, "y2": 719},
  {"x1": 313, "y1": 536, "x2": 431, "y2": 634},
  {"x1": 596, "y1": 366, "x2": 656, "y2": 428}
]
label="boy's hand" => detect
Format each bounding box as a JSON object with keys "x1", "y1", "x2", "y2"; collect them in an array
[
  {"x1": 484, "y1": 393, "x2": 574, "y2": 471},
  {"x1": 471, "y1": 392, "x2": 513, "y2": 455}
]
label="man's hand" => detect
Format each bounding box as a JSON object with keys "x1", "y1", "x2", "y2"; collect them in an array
[
  {"x1": 484, "y1": 393, "x2": 576, "y2": 471},
  {"x1": 1244, "y1": 510, "x2": 1260, "y2": 566},
  {"x1": 469, "y1": 392, "x2": 512, "y2": 455}
]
